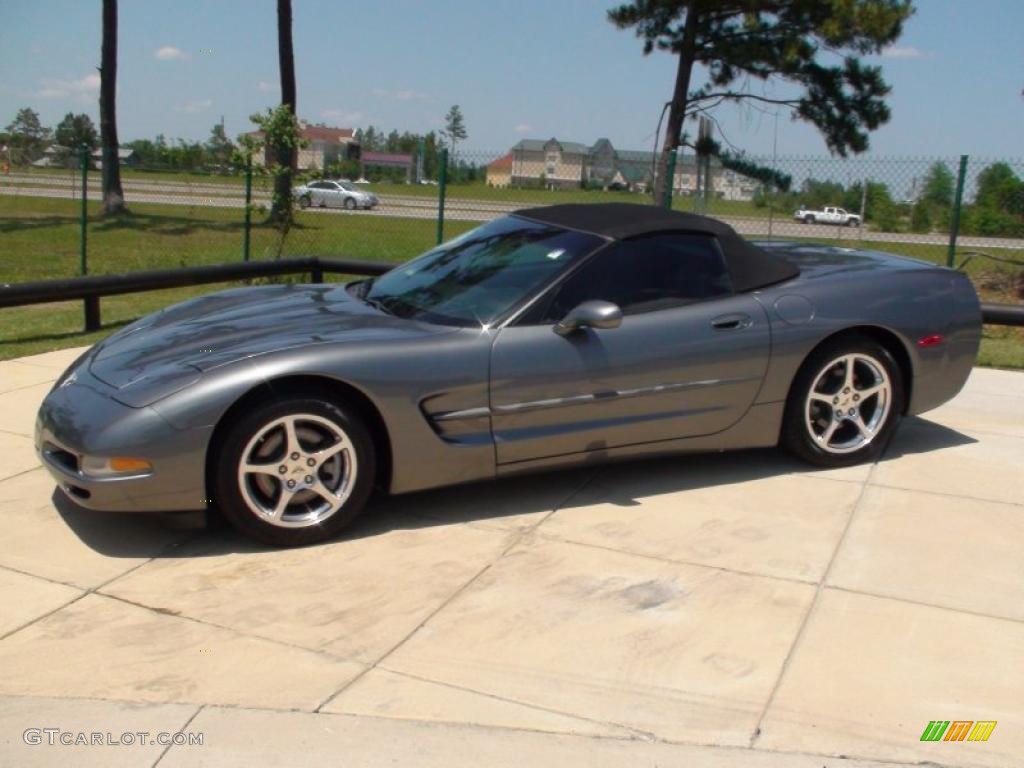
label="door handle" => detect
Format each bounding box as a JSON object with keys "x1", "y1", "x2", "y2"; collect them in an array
[{"x1": 711, "y1": 313, "x2": 752, "y2": 331}]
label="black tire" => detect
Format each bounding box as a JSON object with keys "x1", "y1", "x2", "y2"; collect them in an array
[
  {"x1": 780, "y1": 335, "x2": 904, "y2": 468},
  {"x1": 848, "y1": 218, "x2": 859, "y2": 227},
  {"x1": 343, "y1": 197, "x2": 356, "y2": 210},
  {"x1": 803, "y1": 214, "x2": 815, "y2": 224},
  {"x1": 212, "y1": 395, "x2": 376, "y2": 547},
  {"x1": 298, "y1": 195, "x2": 311, "y2": 210}
]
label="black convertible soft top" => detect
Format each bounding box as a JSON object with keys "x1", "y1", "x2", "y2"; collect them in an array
[{"x1": 514, "y1": 202, "x2": 799, "y2": 293}]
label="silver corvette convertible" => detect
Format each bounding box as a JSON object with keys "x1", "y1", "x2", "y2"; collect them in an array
[{"x1": 36, "y1": 204, "x2": 981, "y2": 546}]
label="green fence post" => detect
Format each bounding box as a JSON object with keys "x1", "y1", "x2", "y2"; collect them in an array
[
  {"x1": 80, "y1": 142, "x2": 102, "y2": 331},
  {"x1": 243, "y1": 156, "x2": 253, "y2": 262},
  {"x1": 663, "y1": 149, "x2": 677, "y2": 210},
  {"x1": 436, "y1": 147, "x2": 448, "y2": 245},
  {"x1": 79, "y1": 143, "x2": 88, "y2": 276},
  {"x1": 946, "y1": 155, "x2": 968, "y2": 268}
]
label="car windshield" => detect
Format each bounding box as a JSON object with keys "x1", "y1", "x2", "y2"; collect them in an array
[
  {"x1": 361, "y1": 216, "x2": 604, "y2": 326},
  {"x1": 338, "y1": 181, "x2": 356, "y2": 191}
]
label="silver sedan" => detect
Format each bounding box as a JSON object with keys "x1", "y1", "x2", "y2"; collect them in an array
[{"x1": 295, "y1": 179, "x2": 378, "y2": 210}]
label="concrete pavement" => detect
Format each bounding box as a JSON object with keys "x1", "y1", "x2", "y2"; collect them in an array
[{"x1": 0, "y1": 347, "x2": 1021, "y2": 767}]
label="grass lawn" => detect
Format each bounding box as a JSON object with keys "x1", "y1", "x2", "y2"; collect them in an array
[
  {"x1": 1, "y1": 194, "x2": 1020, "y2": 367},
  {"x1": 0, "y1": 196, "x2": 476, "y2": 358}
]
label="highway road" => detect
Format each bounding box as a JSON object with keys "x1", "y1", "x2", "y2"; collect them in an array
[{"x1": 4, "y1": 173, "x2": 1023, "y2": 250}]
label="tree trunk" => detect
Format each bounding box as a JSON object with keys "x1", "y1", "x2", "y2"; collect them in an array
[
  {"x1": 270, "y1": 0, "x2": 297, "y2": 223},
  {"x1": 653, "y1": 9, "x2": 700, "y2": 207},
  {"x1": 100, "y1": 0, "x2": 126, "y2": 215}
]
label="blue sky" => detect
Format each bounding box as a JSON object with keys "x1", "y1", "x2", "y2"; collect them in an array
[{"x1": 2, "y1": 0, "x2": 1021, "y2": 158}]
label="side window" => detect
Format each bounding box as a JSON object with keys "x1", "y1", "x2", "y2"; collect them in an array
[{"x1": 537, "y1": 233, "x2": 733, "y2": 322}]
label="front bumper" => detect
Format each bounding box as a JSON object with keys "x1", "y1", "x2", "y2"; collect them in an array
[{"x1": 35, "y1": 369, "x2": 212, "y2": 513}]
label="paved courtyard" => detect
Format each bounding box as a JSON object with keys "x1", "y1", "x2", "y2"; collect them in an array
[{"x1": 0, "y1": 347, "x2": 1021, "y2": 767}]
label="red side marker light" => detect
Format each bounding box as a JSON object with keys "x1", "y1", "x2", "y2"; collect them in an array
[{"x1": 917, "y1": 334, "x2": 945, "y2": 348}]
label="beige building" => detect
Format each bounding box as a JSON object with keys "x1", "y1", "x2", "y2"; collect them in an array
[
  {"x1": 510, "y1": 139, "x2": 590, "y2": 190},
  {"x1": 247, "y1": 122, "x2": 357, "y2": 170},
  {"x1": 486, "y1": 153, "x2": 513, "y2": 187},
  {"x1": 507, "y1": 136, "x2": 759, "y2": 200}
]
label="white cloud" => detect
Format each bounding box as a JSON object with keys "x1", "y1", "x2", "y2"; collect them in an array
[
  {"x1": 321, "y1": 109, "x2": 364, "y2": 124},
  {"x1": 34, "y1": 73, "x2": 100, "y2": 99},
  {"x1": 372, "y1": 88, "x2": 428, "y2": 101},
  {"x1": 155, "y1": 45, "x2": 188, "y2": 61},
  {"x1": 514, "y1": 123, "x2": 532, "y2": 133},
  {"x1": 881, "y1": 45, "x2": 923, "y2": 59},
  {"x1": 176, "y1": 99, "x2": 212, "y2": 114},
  {"x1": 258, "y1": 80, "x2": 276, "y2": 92}
]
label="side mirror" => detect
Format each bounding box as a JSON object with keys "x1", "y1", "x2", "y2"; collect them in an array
[{"x1": 554, "y1": 300, "x2": 623, "y2": 336}]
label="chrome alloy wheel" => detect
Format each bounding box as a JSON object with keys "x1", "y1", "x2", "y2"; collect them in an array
[
  {"x1": 236, "y1": 413, "x2": 357, "y2": 528},
  {"x1": 804, "y1": 353, "x2": 892, "y2": 455}
]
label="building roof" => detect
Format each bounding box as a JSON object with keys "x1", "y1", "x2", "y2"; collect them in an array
[
  {"x1": 362, "y1": 151, "x2": 413, "y2": 166},
  {"x1": 301, "y1": 125, "x2": 355, "y2": 143},
  {"x1": 246, "y1": 124, "x2": 355, "y2": 144},
  {"x1": 488, "y1": 153, "x2": 513, "y2": 171},
  {"x1": 513, "y1": 138, "x2": 589, "y2": 155},
  {"x1": 512, "y1": 203, "x2": 800, "y2": 292}
]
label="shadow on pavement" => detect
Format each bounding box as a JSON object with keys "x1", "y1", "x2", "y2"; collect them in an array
[{"x1": 53, "y1": 415, "x2": 976, "y2": 560}]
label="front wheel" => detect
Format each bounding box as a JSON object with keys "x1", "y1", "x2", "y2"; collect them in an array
[
  {"x1": 213, "y1": 395, "x2": 376, "y2": 546},
  {"x1": 780, "y1": 336, "x2": 904, "y2": 467},
  {"x1": 343, "y1": 197, "x2": 356, "y2": 210},
  {"x1": 848, "y1": 218, "x2": 860, "y2": 227},
  {"x1": 298, "y1": 195, "x2": 311, "y2": 210}
]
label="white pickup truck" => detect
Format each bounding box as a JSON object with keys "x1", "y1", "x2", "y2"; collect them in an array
[{"x1": 793, "y1": 206, "x2": 861, "y2": 226}]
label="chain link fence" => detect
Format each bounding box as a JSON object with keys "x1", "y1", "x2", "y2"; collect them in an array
[
  {"x1": 2, "y1": 147, "x2": 1021, "y2": 310},
  {"x1": 1, "y1": 146, "x2": 1021, "y2": 364}
]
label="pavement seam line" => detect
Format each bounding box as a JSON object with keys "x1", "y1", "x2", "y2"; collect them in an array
[
  {"x1": 373, "y1": 665, "x2": 657, "y2": 742},
  {"x1": 866, "y1": 479, "x2": 1022, "y2": 507},
  {"x1": 0, "y1": 591, "x2": 89, "y2": 642},
  {"x1": 0, "y1": 561, "x2": 85, "y2": 591},
  {"x1": 97, "y1": 590, "x2": 365, "y2": 664},
  {"x1": 0, "y1": 464, "x2": 47, "y2": 485},
  {"x1": 747, "y1": 459, "x2": 878, "y2": 748},
  {"x1": 533, "y1": 531, "x2": 820, "y2": 587},
  {"x1": 151, "y1": 704, "x2": 204, "y2": 767},
  {"x1": 312, "y1": 469, "x2": 599, "y2": 714},
  {"x1": 0, "y1": 531, "x2": 199, "y2": 643},
  {"x1": 0, "y1": 378, "x2": 56, "y2": 396},
  {"x1": 825, "y1": 583, "x2": 1024, "y2": 627}
]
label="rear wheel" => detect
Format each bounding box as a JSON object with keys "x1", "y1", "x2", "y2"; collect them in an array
[
  {"x1": 213, "y1": 396, "x2": 376, "y2": 546},
  {"x1": 803, "y1": 214, "x2": 815, "y2": 224},
  {"x1": 781, "y1": 336, "x2": 904, "y2": 467}
]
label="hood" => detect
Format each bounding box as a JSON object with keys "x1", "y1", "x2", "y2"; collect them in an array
[{"x1": 88, "y1": 283, "x2": 451, "y2": 391}]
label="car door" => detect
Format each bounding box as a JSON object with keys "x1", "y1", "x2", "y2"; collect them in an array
[
  {"x1": 324, "y1": 182, "x2": 344, "y2": 208},
  {"x1": 489, "y1": 233, "x2": 771, "y2": 465},
  {"x1": 306, "y1": 181, "x2": 326, "y2": 207}
]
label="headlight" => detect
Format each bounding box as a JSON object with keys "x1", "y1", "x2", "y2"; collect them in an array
[{"x1": 80, "y1": 455, "x2": 154, "y2": 478}]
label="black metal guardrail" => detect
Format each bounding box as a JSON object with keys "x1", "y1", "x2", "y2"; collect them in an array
[
  {"x1": 980, "y1": 302, "x2": 1024, "y2": 327},
  {"x1": 0, "y1": 258, "x2": 392, "y2": 332},
  {"x1": 1, "y1": 257, "x2": 1022, "y2": 332}
]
